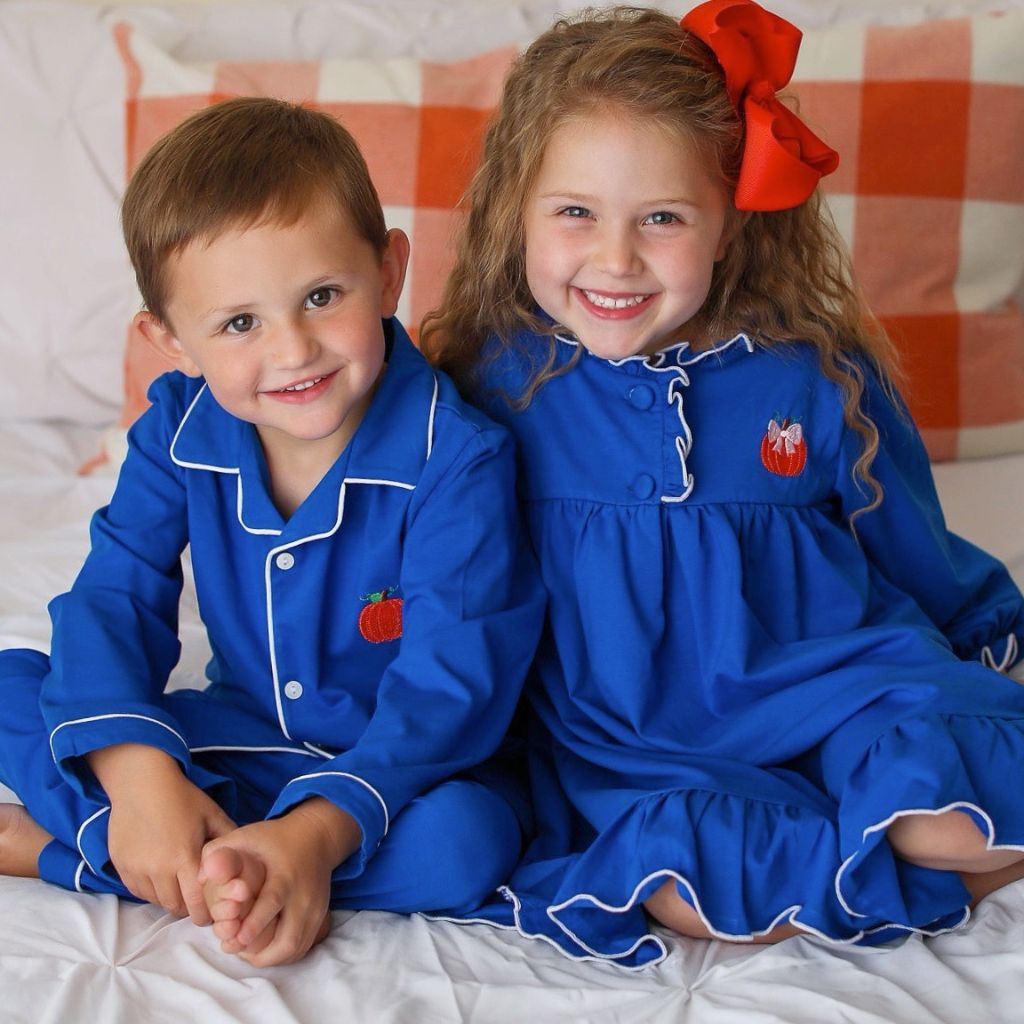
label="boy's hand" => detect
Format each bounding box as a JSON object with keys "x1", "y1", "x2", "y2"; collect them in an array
[
  {"x1": 202, "y1": 798, "x2": 361, "y2": 967},
  {"x1": 87, "y1": 743, "x2": 235, "y2": 924}
]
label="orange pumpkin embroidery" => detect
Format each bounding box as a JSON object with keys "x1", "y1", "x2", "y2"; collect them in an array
[
  {"x1": 358, "y1": 587, "x2": 403, "y2": 643},
  {"x1": 760, "y1": 417, "x2": 807, "y2": 477}
]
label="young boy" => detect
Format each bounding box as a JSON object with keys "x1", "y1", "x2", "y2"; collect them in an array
[{"x1": 0, "y1": 98, "x2": 543, "y2": 967}]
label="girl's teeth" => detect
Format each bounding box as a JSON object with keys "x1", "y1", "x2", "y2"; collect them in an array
[
  {"x1": 583, "y1": 291, "x2": 648, "y2": 309},
  {"x1": 282, "y1": 376, "x2": 324, "y2": 392}
]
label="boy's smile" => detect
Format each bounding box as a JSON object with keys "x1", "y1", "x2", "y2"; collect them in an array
[
  {"x1": 523, "y1": 112, "x2": 735, "y2": 360},
  {"x1": 138, "y1": 202, "x2": 407, "y2": 474}
]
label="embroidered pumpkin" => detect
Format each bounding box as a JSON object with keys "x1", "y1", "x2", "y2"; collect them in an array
[
  {"x1": 760, "y1": 417, "x2": 806, "y2": 477},
  {"x1": 358, "y1": 588, "x2": 403, "y2": 643}
]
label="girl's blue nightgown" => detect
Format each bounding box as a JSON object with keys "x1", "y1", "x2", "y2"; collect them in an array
[{"x1": 464, "y1": 329, "x2": 1024, "y2": 968}]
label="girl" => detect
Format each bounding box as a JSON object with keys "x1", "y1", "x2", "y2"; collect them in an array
[{"x1": 423, "y1": 1, "x2": 1024, "y2": 968}]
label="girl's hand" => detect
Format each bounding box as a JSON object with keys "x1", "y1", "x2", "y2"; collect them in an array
[{"x1": 87, "y1": 743, "x2": 236, "y2": 923}]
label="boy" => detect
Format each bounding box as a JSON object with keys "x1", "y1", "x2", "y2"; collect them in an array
[{"x1": 0, "y1": 98, "x2": 543, "y2": 967}]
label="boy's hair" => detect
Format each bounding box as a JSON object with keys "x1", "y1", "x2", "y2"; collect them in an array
[
  {"x1": 122, "y1": 96, "x2": 389, "y2": 325},
  {"x1": 422, "y1": 6, "x2": 900, "y2": 519}
]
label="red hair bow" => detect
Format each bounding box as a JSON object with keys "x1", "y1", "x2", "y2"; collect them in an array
[{"x1": 681, "y1": 0, "x2": 839, "y2": 211}]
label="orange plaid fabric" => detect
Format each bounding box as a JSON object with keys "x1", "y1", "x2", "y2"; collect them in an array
[
  {"x1": 106, "y1": 13, "x2": 1024, "y2": 464},
  {"x1": 790, "y1": 12, "x2": 1024, "y2": 460}
]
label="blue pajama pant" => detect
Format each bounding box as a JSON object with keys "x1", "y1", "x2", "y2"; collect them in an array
[{"x1": 0, "y1": 649, "x2": 522, "y2": 914}]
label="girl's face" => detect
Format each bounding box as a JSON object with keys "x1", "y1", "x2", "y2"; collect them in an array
[{"x1": 523, "y1": 111, "x2": 734, "y2": 360}]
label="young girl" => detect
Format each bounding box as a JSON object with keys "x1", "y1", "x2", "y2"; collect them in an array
[{"x1": 423, "y1": 1, "x2": 1024, "y2": 967}]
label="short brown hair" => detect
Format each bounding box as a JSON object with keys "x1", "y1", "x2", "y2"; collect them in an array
[{"x1": 122, "y1": 97, "x2": 388, "y2": 323}]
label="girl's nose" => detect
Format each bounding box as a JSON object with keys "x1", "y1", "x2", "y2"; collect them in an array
[{"x1": 594, "y1": 225, "x2": 642, "y2": 277}]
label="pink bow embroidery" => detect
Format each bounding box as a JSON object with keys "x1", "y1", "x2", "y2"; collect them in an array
[{"x1": 767, "y1": 417, "x2": 802, "y2": 454}]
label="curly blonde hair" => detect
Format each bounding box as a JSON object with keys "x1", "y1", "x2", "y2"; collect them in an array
[{"x1": 421, "y1": 6, "x2": 901, "y2": 518}]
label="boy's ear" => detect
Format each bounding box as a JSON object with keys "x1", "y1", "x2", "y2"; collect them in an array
[
  {"x1": 379, "y1": 228, "x2": 411, "y2": 319},
  {"x1": 132, "y1": 311, "x2": 201, "y2": 377}
]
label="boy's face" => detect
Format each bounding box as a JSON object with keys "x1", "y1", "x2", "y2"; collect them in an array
[{"x1": 141, "y1": 202, "x2": 408, "y2": 465}]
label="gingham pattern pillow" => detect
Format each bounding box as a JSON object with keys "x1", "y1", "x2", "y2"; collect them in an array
[
  {"x1": 98, "y1": 13, "x2": 1024, "y2": 468},
  {"x1": 790, "y1": 11, "x2": 1024, "y2": 460}
]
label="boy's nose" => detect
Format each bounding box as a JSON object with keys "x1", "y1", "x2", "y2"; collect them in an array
[{"x1": 271, "y1": 321, "x2": 318, "y2": 367}]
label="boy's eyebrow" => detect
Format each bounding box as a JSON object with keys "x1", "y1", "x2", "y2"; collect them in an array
[{"x1": 197, "y1": 273, "x2": 347, "y2": 321}]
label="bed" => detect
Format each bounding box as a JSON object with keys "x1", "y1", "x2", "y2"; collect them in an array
[{"x1": 1, "y1": 1, "x2": 1023, "y2": 1021}]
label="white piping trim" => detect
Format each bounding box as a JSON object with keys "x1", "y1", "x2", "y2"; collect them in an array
[
  {"x1": 236, "y1": 475, "x2": 282, "y2": 536},
  {"x1": 169, "y1": 384, "x2": 237, "y2": 474},
  {"x1": 427, "y1": 373, "x2": 438, "y2": 459},
  {"x1": 75, "y1": 806, "x2": 110, "y2": 877},
  {"x1": 189, "y1": 744, "x2": 320, "y2": 757},
  {"x1": 73, "y1": 859, "x2": 86, "y2": 894},
  {"x1": 49, "y1": 714, "x2": 188, "y2": 763},
  {"x1": 264, "y1": 477, "x2": 415, "y2": 739},
  {"x1": 283, "y1": 770, "x2": 390, "y2": 836},
  {"x1": 981, "y1": 633, "x2": 1018, "y2": 673},
  {"x1": 470, "y1": 792, "x2": 1010, "y2": 967},
  {"x1": 302, "y1": 741, "x2": 335, "y2": 759},
  {"x1": 835, "y1": 799, "x2": 1024, "y2": 920}
]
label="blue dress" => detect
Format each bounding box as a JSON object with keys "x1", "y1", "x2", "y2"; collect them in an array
[
  {"x1": 465, "y1": 328, "x2": 1024, "y2": 967},
  {"x1": 0, "y1": 321, "x2": 544, "y2": 911}
]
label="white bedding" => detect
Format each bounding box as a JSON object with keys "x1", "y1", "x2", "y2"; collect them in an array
[
  {"x1": 1, "y1": 423, "x2": 1022, "y2": 1024},
  {"x1": 2, "y1": 0, "x2": 1024, "y2": 1019}
]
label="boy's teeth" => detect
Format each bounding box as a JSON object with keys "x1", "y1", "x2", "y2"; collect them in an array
[
  {"x1": 282, "y1": 376, "x2": 324, "y2": 392},
  {"x1": 583, "y1": 291, "x2": 648, "y2": 309}
]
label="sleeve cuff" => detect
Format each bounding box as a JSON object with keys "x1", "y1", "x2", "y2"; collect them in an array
[
  {"x1": 48, "y1": 710, "x2": 191, "y2": 802},
  {"x1": 265, "y1": 769, "x2": 390, "y2": 877}
]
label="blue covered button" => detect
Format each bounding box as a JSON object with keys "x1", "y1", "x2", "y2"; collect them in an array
[
  {"x1": 632, "y1": 473, "x2": 656, "y2": 499},
  {"x1": 627, "y1": 384, "x2": 655, "y2": 410}
]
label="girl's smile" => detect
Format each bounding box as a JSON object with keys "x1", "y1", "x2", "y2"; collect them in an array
[{"x1": 523, "y1": 112, "x2": 735, "y2": 360}]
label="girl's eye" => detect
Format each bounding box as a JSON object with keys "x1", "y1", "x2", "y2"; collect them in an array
[
  {"x1": 644, "y1": 211, "x2": 679, "y2": 226},
  {"x1": 225, "y1": 313, "x2": 256, "y2": 334},
  {"x1": 560, "y1": 206, "x2": 591, "y2": 219},
  {"x1": 306, "y1": 287, "x2": 337, "y2": 309}
]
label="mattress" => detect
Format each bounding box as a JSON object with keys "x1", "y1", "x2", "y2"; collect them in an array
[{"x1": 1, "y1": 421, "x2": 1022, "y2": 1024}]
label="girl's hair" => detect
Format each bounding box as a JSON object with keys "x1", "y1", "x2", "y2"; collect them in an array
[
  {"x1": 421, "y1": 5, "x2": 901, "y2": 519},
  {"x1": 122, "y1": 96, "x2": 389, "y2": 326}
]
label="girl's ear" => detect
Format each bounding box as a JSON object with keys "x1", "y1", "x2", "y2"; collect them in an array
[
  {"x1": 379, "y1": 228, "x2": 411, "y2": 319},
  {"x1": 132, "y1": 311, "x2": 201, "y2": 377},
  {"x1": 715, "y1": 209, "x2": 751, "y2": 262}
]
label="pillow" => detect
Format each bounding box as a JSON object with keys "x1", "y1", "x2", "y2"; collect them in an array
[
  {"x1": 789, "y1": 11, "x2": 1024, "y2": 460},
  {"x1": 94, "y1": 10, "x2": 1024, "y2": 468}
]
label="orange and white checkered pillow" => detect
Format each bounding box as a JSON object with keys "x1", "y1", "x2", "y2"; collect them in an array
[
  {"x1": 790, "y1": 11, "x2": 1024, "y2": 461},
  {"x1": 99, "y1": 12, "x2": 1024, "y2": 469}
]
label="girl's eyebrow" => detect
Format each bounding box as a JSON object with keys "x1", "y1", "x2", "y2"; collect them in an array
[{"x1": 538, "y1": 191, "x2": 701, "y2": 209}]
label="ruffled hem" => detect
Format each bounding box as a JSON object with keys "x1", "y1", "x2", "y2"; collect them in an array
[{"x1": 448, "y1": 711, "x2": 1024, "y2": 968}]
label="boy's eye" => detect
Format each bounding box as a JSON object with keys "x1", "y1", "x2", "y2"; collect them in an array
[
  {"x1": 644, "y1": 211, "x2": 679, "y2": 226},
  {"x1": 225, "y1": 313, "x2": 255, "y2": 334},
  {"x1": 306, "y1": 287, "x2": 337, "y2": 309}
]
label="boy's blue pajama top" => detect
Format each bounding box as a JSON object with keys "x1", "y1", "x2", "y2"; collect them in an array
[
  {"x1": 0, "y1": 321, "x2": 544, "y2": 909},
  {"x1": 464, "y1": 329, "x2": 1024, "y2": 968}
]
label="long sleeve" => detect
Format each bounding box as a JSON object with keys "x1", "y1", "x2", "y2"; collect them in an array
[
  {"x1": 41, "y1": 375, "x2": 192, "y2": 800},
  {"x1": 266, "y1": 421, "x2": 545, "y2": 869},
  {"x1": 835, "y1": 368, "x2": 1023, "y2": 671}
]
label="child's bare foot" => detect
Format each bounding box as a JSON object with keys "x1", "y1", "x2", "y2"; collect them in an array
[
  {"x1": 0, "y1": 803, "x2": 50, "y2": 878},
  {"x1": 201, "y1": 843, "x2": 332, "y2": 961},
  {"x1": 200, "y1": 844, "x2": 264, "y2": 951}
]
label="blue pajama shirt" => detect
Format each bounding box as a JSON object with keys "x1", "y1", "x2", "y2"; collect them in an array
[{"x1": 0, "y1": 320, "x2": 544, "y2": 911}]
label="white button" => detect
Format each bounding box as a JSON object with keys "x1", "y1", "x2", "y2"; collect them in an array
[
  {"x1": 276, "y1": 552, "x2": 295, "y2": 570},
  {"x1": 284, "y1": 680, "x2": 303, "y2": 700}
]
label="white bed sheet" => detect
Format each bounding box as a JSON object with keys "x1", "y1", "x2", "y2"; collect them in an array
[{"x1": 1, "y1": 422, "x2": 1022, "y2": 1023}]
